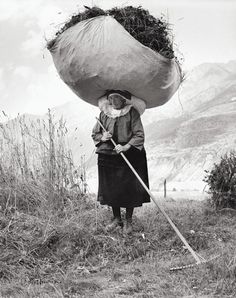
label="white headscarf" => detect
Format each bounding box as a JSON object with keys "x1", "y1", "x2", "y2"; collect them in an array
[{"x1": 98, "y1": 95, "x2": 146, "y2": 118}]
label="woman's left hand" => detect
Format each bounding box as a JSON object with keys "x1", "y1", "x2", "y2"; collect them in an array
[{"x1": 114, "y1": 144, "x2": 131, "y2": 154}]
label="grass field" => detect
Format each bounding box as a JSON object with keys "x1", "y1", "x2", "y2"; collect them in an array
[
  {"x1": 0, "y1": 197, "x2": 235, "y2": 298},
  {"x1": 0, "y1": 113, "x2": 235, "y2": 297}
]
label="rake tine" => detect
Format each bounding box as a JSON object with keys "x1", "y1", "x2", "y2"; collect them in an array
[
  {"x1": 194, "y1": 252, "x2": 206, "y2": 262},
  {"x1": 170, "y1": 254, "x2": 221, "y2": 271},
  {"x1": 170, "y1": 262, "x2": 200, "y2": 271}
]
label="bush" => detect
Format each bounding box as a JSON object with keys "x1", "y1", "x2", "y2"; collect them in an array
[{"x1": 204, "y1": 151, "x2": 236, "y2": 209}]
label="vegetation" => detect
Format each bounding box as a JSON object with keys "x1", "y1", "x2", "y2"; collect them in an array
[
  {"x1": 0, "y1": 110, "x2": 84, "y2": 212},
  {"x1": 47, "y1": 5, "x2": 183, "y2": 63},
  {"x1": 0, "y1": 112, "x2": 235, "y2": 297},
  {"x1": 204, "y1": 151, "x2": 236, "y2": 209}
]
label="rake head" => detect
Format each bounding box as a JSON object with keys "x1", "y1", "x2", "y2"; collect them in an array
[{"x1": 170, "y1": 254, "x2": 221, "y2": 271}]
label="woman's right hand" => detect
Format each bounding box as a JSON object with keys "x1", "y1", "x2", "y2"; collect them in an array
[{"x1": 101, "y1": 131, "x2": 112, "y2": 142}]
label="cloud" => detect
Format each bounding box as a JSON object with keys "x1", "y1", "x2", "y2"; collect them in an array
[
  {"x1": 0, "y1": 63, "x2": 74, "y2": 117},
  {"x1": 1, "y1": 0, "x2": 69, "y2": 57},
  {"x1": 0, "y1": 1, "x2": 44, "y2": 22},
  {"x1": 21, "y1": 30, "x2": 45, "y2": 57},
  {"x1": 13, "y1": 66, "x2": 33, "y2": 79},
  {"x1": 0, "y1": 0, "x2": 68, "y2": 28},
  {"x1": 0, "y1": 0, "x2": 20, "y2": 21},
  {"x1": 24, "y1": 65, "x2": 78, "y2": 115},
  {"x1": 0, "y1": 68, "x2": 6, "y2": 92}
]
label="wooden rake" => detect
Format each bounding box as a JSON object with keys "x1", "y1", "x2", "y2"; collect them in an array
[{"x1": 96, "y1": 118, "x2": 220, "y2": 271}]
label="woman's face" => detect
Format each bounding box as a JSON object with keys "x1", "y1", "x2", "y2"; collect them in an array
[{"x1": 108, "y1": 95, "x2": 126, "y2": 110}]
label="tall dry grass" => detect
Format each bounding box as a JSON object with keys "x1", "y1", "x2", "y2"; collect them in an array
[
  {"x1": 0, "y1": 110, "x2": 85, "y2": 214},
  {"x1": 0, "y1": 109, "x2": 95, "y2": 294}
]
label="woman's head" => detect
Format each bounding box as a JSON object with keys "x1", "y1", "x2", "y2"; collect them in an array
[
  {"x1": 106, "y1": 90, "x2": 131, "y2": 110},
  {"x1": 108, "y1": 94, "x2": 126, "y2": 109}
]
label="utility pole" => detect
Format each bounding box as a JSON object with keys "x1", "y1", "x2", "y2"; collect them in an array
[
  {"x1": 83, "y1": 154, "x2": 87, "y2": 194},
  {"x1": 164, "y1": 179, "x2": 167, "y2": 198}
]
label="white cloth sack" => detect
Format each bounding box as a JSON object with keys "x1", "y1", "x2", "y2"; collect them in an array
[{"x1": 49, "y1": 15, "x2": 182, "y2": 108}]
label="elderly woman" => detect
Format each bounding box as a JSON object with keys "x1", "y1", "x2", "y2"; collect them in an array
[{"x1": 92, "y1": 90, "x2": 150, "y2": 233}]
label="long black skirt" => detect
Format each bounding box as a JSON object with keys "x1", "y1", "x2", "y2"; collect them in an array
[{"x1": 97, "y1": 147, "x2": 150, "y2": 208}]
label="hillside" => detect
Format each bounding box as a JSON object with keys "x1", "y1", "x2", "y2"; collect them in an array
[{"x1": 144, "y1": 60, "x2": 236, "y2": 191}]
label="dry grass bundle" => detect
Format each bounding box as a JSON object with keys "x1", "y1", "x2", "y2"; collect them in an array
[{"x1": 47, "y1": 6, "x2": 182, "y2": 61}]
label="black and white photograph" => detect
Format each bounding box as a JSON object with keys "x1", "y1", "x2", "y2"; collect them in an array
[{"x1": 0, "y1": 0, "x2": 235, "y2": 297}]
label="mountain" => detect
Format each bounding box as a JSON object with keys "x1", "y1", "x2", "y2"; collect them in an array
[{"x1": 143, "y1": 60, "x2": 236, "y2": 191}]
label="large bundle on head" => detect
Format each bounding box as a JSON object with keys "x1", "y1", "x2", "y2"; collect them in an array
[{"x1": 48, "y1": 6, "x2": 183, "y2": 108}]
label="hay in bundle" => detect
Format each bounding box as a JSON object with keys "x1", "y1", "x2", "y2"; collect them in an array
[{"x1": 47, "y1": 6, "x2": 180, "y2": 61}]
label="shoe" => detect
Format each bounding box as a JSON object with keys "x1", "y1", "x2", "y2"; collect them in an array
[
  {"x1": 123, "y1": 220, "x2": 133, "y2": 234},
  {"x1": 105, "y1": 217, "x2": 123, "y2": 232}
]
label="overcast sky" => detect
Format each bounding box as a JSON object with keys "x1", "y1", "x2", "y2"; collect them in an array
[{"x1": 0, "y1": 0, "x2": 235, "y2": 119}]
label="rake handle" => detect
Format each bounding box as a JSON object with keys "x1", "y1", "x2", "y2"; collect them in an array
[{"x1": 96, "y1": 117, "x2": 202, "y2": 264}]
